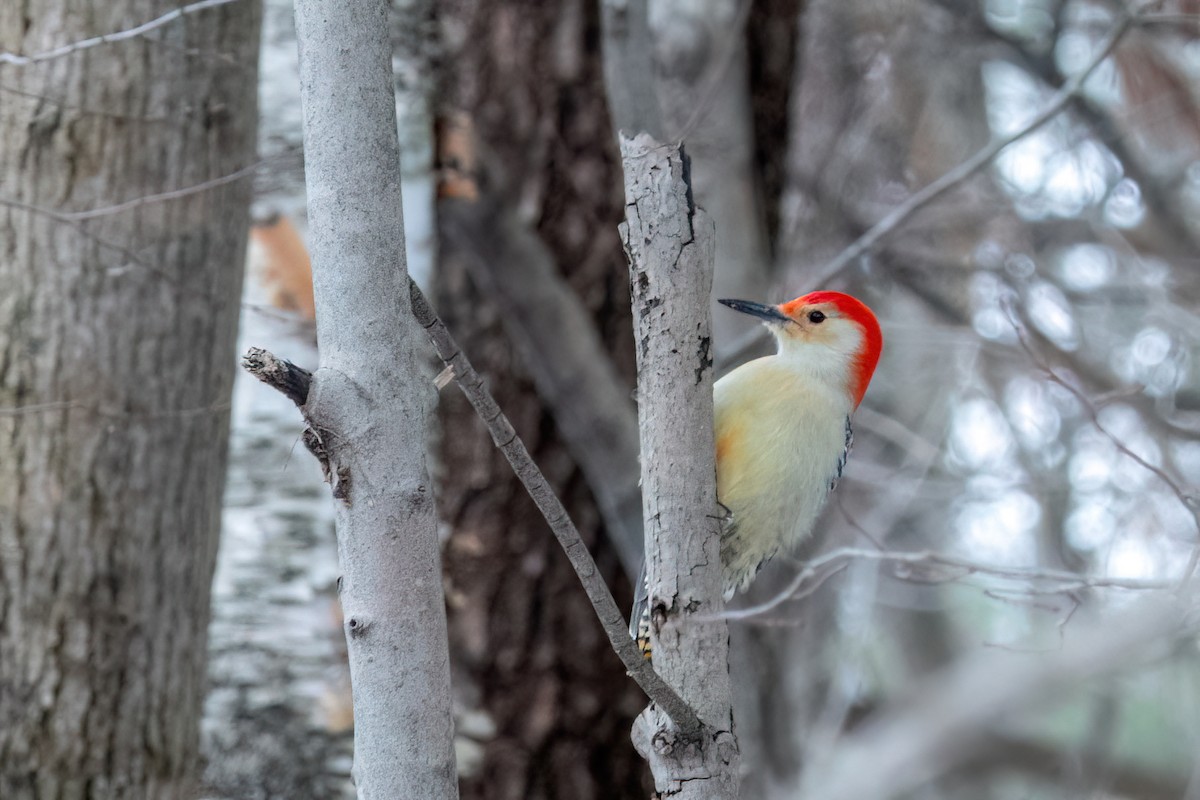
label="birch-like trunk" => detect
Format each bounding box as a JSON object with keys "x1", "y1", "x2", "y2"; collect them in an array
[
  {"x1": 0, "y1": 1, "x2": 259, "y2": 795},
  {"x1": 291, "y1": 1, "x2": 458, "y2": 796},
  {"x1": 620, "y1": 132, "x2": 740, "y2": 798}
]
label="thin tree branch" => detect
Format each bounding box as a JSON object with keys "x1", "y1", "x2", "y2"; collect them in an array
[
  {"x1": 0, "y1": 399, "x2": 229, "y2": 420},
  {"x1": 406, "y1": 278, "x2": 704, "y2": 735},
  {"x1": 808, "y1": 12, "x2": 1133, "y2": 288},
  {"x1": 61, "y1": 162, "x2": 260, "y2": 221},
  {"x1": 712, "y1": 546, "x2": 1176, "y2": 624},
  {"x1": 1002, "y1": 303, "x2": 1200, "y2": 584},
  {"x1": 242, "y1": 347, "x2": 312, "y2": 407},
  {"x1": 241, "y1": 291, "x2": 702, "y2": 733},
  {"x1": 0, "y1": 197, "x2": 214, "y2": 299},
  {"x1": 0, "y1": 82, "x2": 171, "y2": 122},
  {"x1": 982, "y1": 12, "x2": 1200, "y2": 297},
  {"x1": 439, "y1": 198, "x2": 645, "y2": 579},
  {"x1": 0, "y1": 0, "x2": 243, "y2": 66}
]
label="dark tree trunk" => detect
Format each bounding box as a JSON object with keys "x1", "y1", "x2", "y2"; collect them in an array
[
  {"x1": 432, "y1": 1, "x2": 648, "y2": 797},
  {"x1": 0, "y1": 1, "x2": 260, "y2": 796}
]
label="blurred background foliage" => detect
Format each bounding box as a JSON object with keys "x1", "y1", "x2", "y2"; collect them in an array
[{"x1": 113, "y1": 0, "x2": 1200, "y2": 796}]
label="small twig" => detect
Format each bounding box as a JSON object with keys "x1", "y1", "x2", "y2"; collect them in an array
[
  {"x1": 241, "y1": 347, "x2": 312, "y2": 407},
  {"x1": 0, "y1": 398, "x2": 228, "y2": 420},
  {"x1": 0, "y1": 196, "x2": 213, "y2": 299},
  {"x1": 0, "y1": 82, "x2": 171, "y2": 123},
  {"x1": 808, "y1": 12, "x2": 1134, "y2": 287},
  {"x1": 0, "y1": 0, "x2": 243, "y2": 66},
  {"x1": 1136, "y1": 13, "x2": 1200, "y2": 26},
  {"x1": 711, "y1": 546, "x2": 1175, "y2": 623},
  {"x1": 407, "y1": 278, "x2": 704, "y2": 735},
  {"x1": 1001, "y1": 303, "x2": 1200, "y2": 586},
  {"x1": 61, "y1": 161, "x2": 260, "y2": 221}
]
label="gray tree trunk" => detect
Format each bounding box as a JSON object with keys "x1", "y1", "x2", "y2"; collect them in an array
[
  {"x1": 621, "y1": 133, "x2": 740, "y2": 798},
  {"x1": 291, "y1": 0, "x2": 459, "y2": 797},
  {"x1": 0, "y1": 0, "x2": 260, "y2": 797}
]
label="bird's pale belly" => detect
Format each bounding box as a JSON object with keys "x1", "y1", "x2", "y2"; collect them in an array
[{"x1": 713, "y1": 368, "x2": 850, "y2": 596}]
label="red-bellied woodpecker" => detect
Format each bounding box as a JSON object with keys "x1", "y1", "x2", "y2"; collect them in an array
[{"x1": 632, "y1": 291, "x2": 883, "y2": 657}]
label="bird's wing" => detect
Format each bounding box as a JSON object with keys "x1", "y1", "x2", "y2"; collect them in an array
[{"x1": 829, "y1": 415, "x2": 853, "y2": 493}]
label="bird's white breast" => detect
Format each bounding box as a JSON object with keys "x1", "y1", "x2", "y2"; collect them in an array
[{"x1": 713, "y1": 356, "x2": 852, "y2": 595}]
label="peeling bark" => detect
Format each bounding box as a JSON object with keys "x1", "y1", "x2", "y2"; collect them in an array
[{"x1": 620, "y1": 132, "x2": 739, "y2": 799}]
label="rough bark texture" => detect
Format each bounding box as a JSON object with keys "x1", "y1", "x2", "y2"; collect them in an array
[
  {"x1": 432, "y1": 0, "x2": 652, "y2": 797},
  {"x1": 621, "y1": 132, "x2": 739, "y2": 799},
  {"x1": 0, "y1": 0, "x2": 260, "y2": 796},
  {"x1": 292, "y1": 1, "x2": 458, "y2": 797}
]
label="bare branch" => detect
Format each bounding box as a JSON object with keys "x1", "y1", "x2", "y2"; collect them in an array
[
  {"x1": 61, "y1": 162, "x2": 260, "y2": 221},
  {"x1": 1002, "y1": 303, "x2": 1200, "y2": 583},
  {"x1": 407, "y1": 278, "x2": 704, "y2": 735},
  {"x1": 0, "y1": 0, "x2": 243, "y2": 66},
  {"x1": 439, "y1": 199, "x2": 645, "y2": 579},
  {"x1": 0, "y1": 82, "x2": 171, "y2": 122},
  {"x1": 0, "y1": 401, "x2": 76, "y2": 417},
  {"x1": 808, "y1": 12, "x2": 1133, "y2": 288},
  {"x1": 713, "y1": 546, "x2": 1175, "y2": 624},
  {"x1": 241, "y1": 347, "x2": 312, "y2": 408},
  {"x1": 0, "y1": 399, "x2": 229, "y2": 420},
  {"x1": 0, "y1": 197, "x2": 215, "y2": 299}
]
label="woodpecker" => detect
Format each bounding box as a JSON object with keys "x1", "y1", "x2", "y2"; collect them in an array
[{"x1": 632, "y1": 290, "x2": 883, "y2": 656}]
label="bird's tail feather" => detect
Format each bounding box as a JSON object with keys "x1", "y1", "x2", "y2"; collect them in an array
[{"x1": 629, "y1": 559, "x2": 652, "y2": 660}]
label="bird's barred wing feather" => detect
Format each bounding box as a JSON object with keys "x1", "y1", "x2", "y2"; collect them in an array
[
  {"x1": 830, "y1": 415, "x2": 853, "y2": 492},
  {"x1": 629, "y1": 559, "x2": 649, "y2": 641}
]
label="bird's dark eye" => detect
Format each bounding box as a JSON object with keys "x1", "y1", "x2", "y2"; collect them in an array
[{"x1": 807, "y1": 310, "x2": 826, "y2": 324}]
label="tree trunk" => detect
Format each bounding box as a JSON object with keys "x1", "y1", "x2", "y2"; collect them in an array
[
  {"x1": 621, "y1": 133, "x2": 739, "y2": 799},
  {"x1": 0, "y1": 1, "x2": 260, "y2": 797},
  {"x1": 432, "y1": 0, "x2": 651, "y2": 796},
  {"x1": 291, "y1": 0, "x2": 459, "y2": 796}
]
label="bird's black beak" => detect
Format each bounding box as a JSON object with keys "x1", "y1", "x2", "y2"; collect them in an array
[{"x1": 718, "y1": 298, "x2": 790, "y2": 324}]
